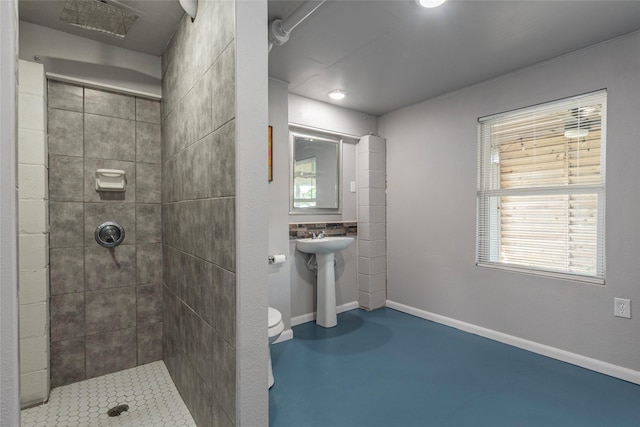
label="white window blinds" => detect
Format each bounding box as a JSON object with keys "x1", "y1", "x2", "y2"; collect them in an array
[{"x1": 477, "y1": 91, "x2": 606, "y2": 283}]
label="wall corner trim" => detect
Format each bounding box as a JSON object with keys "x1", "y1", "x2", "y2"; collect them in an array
[{"x1": 386, "y1": 300, "x2": 640, "y2": 386}]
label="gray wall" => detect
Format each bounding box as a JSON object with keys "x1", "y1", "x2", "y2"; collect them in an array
[
  {"x1": 288, "y1": 93, "x2": 376, "y2": 224},
  {"x1": 19, "y1": 21, "x2": 162, "y2": 98},
  {"x1": 0, "y1": 0, "x2": 20, "y2": 423},
  {"x1": 288, "y1": 93, "x2": 378, "y2": 139},
  {"x1": 287, "y1": 99, "x2": 375, "y2": 320},
  {"x1": 234, "y1": 1, "x2": 269, "y2": 420},
  {"x1": 379, "y1": 32, "x2": 640, "y2": 371},
  {"x1": 48, "y1": 81, "x2": 163, "y2": 387},
  {"x1": 269, "y1": 91, "x2": 378, "y2": 323},
  {"x1": 161, "y1": 1, "x2": 237, "y2": 426},
  {"x1": 268, "y1": 79, "x2": 292, "y2": 332}
]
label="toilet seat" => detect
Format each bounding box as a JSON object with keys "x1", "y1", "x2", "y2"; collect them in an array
[{"x1": 268, "y1": 307, "x2": 284, "y2": 338}]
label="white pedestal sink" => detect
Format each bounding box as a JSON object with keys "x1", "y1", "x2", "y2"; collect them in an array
[{"x1": 296, "y1": 236, "x2": 354, "y2": 328}]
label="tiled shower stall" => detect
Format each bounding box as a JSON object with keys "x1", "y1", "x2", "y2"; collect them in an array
[
  {"x1": 29, "y1": 2, "x2": 240, "y2": 426},
  {"x1": 47, "y1": 81, "x2": 163, "y2": 387},
  {"x1": 10, "y1": 0, "x2": 273, "y2": 424},
  {"x1": 161, "y1": 0, "x2": 237, "y2": 425}
]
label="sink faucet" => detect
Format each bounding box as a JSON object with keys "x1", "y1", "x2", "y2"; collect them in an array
[{"x1": 312, "y1": 231, "x2": 326, "y2": 239}]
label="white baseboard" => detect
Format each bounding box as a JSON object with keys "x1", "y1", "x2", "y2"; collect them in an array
[
  {"x1": 273, "y1": 329, "x2": 293, "y2": 344},
  {"x1": 386, "y1": 300, "x2": 640, "y2": 386},
  {"x1": 290, "y1": 301, "x2": 360, "y2": 327}
]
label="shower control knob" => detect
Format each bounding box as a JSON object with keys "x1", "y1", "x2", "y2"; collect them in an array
[{"x1": 95, "y1": 222, "x2": 125, "y2": 248}]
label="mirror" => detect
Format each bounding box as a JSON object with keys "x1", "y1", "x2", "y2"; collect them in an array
[{"x1": 290, "y1": 128, "x2": 341, "y2": 214}]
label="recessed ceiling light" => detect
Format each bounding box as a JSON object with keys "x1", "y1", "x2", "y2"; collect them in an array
[
  {"x1": 328, "y1": 90, "x2": 347, "y2": 100},
  {"x1": 416, "y1": 0, "x2": 448, "y2": 8}
]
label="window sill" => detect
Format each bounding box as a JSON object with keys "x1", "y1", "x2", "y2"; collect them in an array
[{"x1": 476, "y1": 262, "x2": 605, "y2": 285}]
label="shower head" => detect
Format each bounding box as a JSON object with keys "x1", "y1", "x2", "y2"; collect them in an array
[{"x1": 59, "y1": 0, "x2": 139, "y2": 39}]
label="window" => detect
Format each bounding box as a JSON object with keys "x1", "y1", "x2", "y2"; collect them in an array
[
  {"x1": 293, "y1": 156, "x2": 317, "y2": 207},
  {"x1": 477, "y1": 91, "x2": 606, "y2": 283}
]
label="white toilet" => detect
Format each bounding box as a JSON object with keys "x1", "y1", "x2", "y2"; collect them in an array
[{"x1": 268, "y1": 307, "x2": 284, "y2": 389}]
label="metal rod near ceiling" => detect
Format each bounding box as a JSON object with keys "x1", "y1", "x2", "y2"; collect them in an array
[{"x1": 268, "y1": 0, "x2": 326, "y2": 52}]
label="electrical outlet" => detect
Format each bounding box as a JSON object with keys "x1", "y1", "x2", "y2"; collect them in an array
[{"x1": 614, "y1": 298, "x2": 631, "y2": 319}]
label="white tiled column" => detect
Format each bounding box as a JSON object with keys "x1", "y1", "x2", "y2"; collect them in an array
[
  {"x1": 18, "y1": 60, "x2": 49, "y2": 407},
  {"x1": 357, "y1": 135, "x2": 387, "y2": 310}
]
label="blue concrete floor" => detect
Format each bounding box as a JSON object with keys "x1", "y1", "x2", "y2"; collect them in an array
[{"x1": 269, "y1": 308, "x2": 640, "y2": 427}]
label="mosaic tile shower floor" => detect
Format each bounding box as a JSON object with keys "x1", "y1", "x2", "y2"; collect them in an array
[{"x1": 21, "y1": 361, "x2": 196, "y2": 427}]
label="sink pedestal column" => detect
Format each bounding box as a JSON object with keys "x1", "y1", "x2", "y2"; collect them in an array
[
  {"x1": 296, "y1": 236, "x2": 353, "y2": 328},
  {"x1": 315, "y1": 253, "x2": 337, "y2": 328}
]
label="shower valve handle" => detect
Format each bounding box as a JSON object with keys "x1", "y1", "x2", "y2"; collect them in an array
[{"x1": 95, "y1": 222, "x2": 125, "y2": 248}]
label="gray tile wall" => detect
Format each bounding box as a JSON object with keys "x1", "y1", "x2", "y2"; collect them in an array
[
  {"x1": 161, "y1": 1, "x2": 236, "y2": 426},
  {"x1": 47, "y1": 81, "x2": 163, "y2": 388}
]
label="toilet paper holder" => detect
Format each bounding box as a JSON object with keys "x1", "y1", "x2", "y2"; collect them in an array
[{"x1": 268, "y1": 254, "x2": 286, "y2": 264}]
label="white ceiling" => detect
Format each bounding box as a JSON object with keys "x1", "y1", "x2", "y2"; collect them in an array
[
  {"x1": 18, "y1": 1, "x2": 640, "y2": 116},
  {"x1": 268, "y1": 0, "x2": 640, "y2": 116},
  {"x1": 18, "y1": 0, "x2": 184, "y2": 56}
]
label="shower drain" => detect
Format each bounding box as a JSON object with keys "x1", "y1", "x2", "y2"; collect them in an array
[{"x1": 107, "y1": 404, "x2": 129, "y2": 417}]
